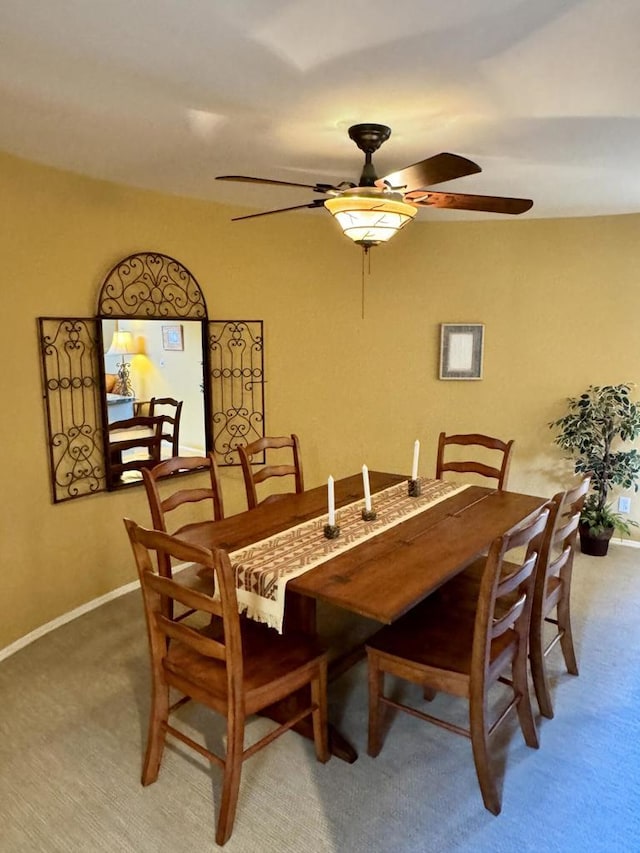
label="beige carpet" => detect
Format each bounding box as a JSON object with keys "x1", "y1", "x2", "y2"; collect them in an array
[{"x1": 1, "y1": 546, "x2": 639, "y2": 852}]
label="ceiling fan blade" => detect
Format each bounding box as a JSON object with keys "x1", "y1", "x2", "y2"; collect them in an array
[
  {"x1": 217, "y1": 175, "x2": 339, "y2": 194},
  {"x1": 407, "y1": 190, "x2": 533, "y2": 215},
  {"x1": 231, "y1": 199, "x2": 325, "y2": 221},
  {"x1": 377, "y1": 153, "x2": 482, "y2": 192}
]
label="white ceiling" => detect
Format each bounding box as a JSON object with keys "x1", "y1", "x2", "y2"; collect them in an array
[{"x1": 2, "y1": 0, "x2": 640, "y2": 221}]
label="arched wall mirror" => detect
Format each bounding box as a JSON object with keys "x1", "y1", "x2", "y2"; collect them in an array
[
  {"x1": 38, "y1": 251, "x2": 265, "y2": 501},
  {"x1": 97, "y1": 252, "x2": 212, "y2": 490}
]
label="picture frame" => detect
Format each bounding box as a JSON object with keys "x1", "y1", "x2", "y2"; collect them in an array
[
  {"x1": 162, "y1": 324, "x2": 184, "y2": 351},
  {"x1": 439, "y1": 324, "x2": 484, "y2": 380}
]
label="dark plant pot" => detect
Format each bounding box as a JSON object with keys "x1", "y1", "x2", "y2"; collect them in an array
[{"x1": 579, "y1": 522, "x2": 614, "y2": 557}]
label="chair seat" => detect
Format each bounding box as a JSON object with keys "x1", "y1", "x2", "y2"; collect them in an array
[
  {"x1": 448, "y1": 559, "x2": 563, "y2": 616},
  {"x1": 261, "y1": 492, "x2": 296, "y2": 505},
  {"x1": 367, "y1": 595, "x2": 516, "y2": 679},
  {"x1": 164, "y1": 619, "x2": 327, "y2": 714}
]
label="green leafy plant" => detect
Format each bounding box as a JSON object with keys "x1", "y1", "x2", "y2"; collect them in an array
[
  {"x1": 549, "y1": 384, "x2": 640, "y2": 536},
  {"x1": 579, "y1": 495, "x2": 637, "y2": 537}
]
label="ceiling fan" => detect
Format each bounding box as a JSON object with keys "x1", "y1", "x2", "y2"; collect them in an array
[{"x1": 216, "y1": 123, "x2": 533, "y2": 249}]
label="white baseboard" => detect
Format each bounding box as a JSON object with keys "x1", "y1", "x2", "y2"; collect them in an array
[
  {"x1": 2, "y1": 535, "x2": 638, "y2": 664},
  {"x1": 615, "y1": 537, "x2": 640, "y2": 549},
  {"x1": 0, "y1": 580, "x2": 139, "y2": 663},
  {"x1": 0, "y1": 562, "x2": 190, "y2": 663}
]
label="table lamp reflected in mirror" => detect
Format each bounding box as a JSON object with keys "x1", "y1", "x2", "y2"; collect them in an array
[{"x1": 107, "y1": 328, "x2": 135, "y2": 397}]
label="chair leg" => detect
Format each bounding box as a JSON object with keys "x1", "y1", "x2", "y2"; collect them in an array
[
  {"x1": 311, "y1": 663, "x2": 330, "y2": 763},
  {"x1": 469, "y1": 697, "x2": 501, "y2": 816},
  {"x1": 423, "y1": 686, "x2": 437, "y2": 702},
  {"x1": 557, "y1": 593, "x2": 579, "y2": 676},
  {"x1": 513, "y1": 640, "x2": 539, "y2": 749},
  {"x1": 141, "y1": 676, "x2": 169, "y2": 785},
  {"x1": 216, "y1": 715, "x2": 245, "y2": 847},
  {"x1": 530, "y1": 612, "x2": 554, "y2": 720},
  {"x1": 367, "y1": 652, "x2": 384, "y2": 757}
]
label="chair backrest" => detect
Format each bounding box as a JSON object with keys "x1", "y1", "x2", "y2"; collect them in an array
[
  {"x1": 108, "y1": 415, "x2": 166, "y2": 478},
  {"x1": 436, "y1": 432, "x2": 514, "y2": 489},
  {"x1": 149, "y1": 397, "x2": 183, "y2": 457},
  {"x1": 238, "y1": 433, "x2": 304, "y2": 510},
  {"x1": 124, "y1": 518, "x2": 243, "y2": 705},
  {"x1": 472, "y1": 506, "x2": 550, "y2": 682},
  {"x1": 142, "y1": 453, "x2": 225, "y2": 533},
  {"x1": 535, "y1": 474, "x2": 591, "y2": 613}
]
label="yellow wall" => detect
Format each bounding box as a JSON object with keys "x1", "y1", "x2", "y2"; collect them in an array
[{"x1": 2, "y1": 149, "x2": 639, "y2": 650}]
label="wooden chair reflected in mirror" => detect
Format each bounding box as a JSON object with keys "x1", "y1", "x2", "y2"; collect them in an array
[
  {"x1": 149, "y1": 397, "x2": 183, "y2": 458},
  {"x1": 108, "y1": 415, "x2": 166, "y2": 484},
  {"x1": 366, "y1": 506, "x2": 549, "y2": 816},
  {"x1": 238, "y1": 434, "x2": 304, "y2": 510},
  {"x1": 124, "y1": 519, "x2": 330, "y2": 847},
  {"x1": 436, "y1": 432, "x2": 514, "y2": 489}
]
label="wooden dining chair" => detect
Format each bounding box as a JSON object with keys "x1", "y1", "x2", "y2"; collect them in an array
[
  {"x1": 142, "y1": 453, "x2": 225, "y2": 615},
  {"x1": 529, "y1": 474, "x2": 590, "y2": 718},
  {"x1": 142, "y1": 453, "x2": 225, "y2": 533},
  {"x1": 149, "y1": 396, "x2": 183, "y2": 457},
  {"x1": 436, "y1": 432, "x2": 514, "y2": 489},
  {"x1": 238, "y1": 434, "x2": 304, "y2": 510},
  {"x1": 446, "y1": 475, "x2": 590, "y2": 719},
  {"x1": 366, "y1": 506, "x2": 549, "y2": 816},
  {"x1": 124, "y1": 519, "x2": 330, "y2": 847},
  {"x1": 108, "y1": 415, "x2": 166, "y2": 481}
]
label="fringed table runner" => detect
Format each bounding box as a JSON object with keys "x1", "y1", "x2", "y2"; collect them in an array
[{"x1": 229, "y1": 477, "x2": 469, "y2": 633}]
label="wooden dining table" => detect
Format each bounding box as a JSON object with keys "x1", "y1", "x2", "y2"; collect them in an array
[{"x1": 175, "y1": 471, "x2": 548, "y2": 762}]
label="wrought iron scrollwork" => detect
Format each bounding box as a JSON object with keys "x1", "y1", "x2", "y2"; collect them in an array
[
  {"x1": 40, "y1": 252, "x2": 264, "y2": 501},
  {"x1": 209, "y1": 321, "x2": 265, "y2": 464},
  {"x1": 98, "y1": 252, "x2": 207, "y2": 318},
  {"x1": 38, "y1": 318, "x2": 106, "y2": 502}
]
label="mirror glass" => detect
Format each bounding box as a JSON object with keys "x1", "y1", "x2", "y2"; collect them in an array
[{"x1": 102, "y1": 318, "x2": 206, "y2": 488}]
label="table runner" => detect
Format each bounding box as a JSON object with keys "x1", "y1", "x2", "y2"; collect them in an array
[{"x1": 229, "y1": 477, "x2": 469, "y2": 633}]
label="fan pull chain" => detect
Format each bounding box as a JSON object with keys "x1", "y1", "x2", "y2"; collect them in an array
[{"x1": 361, "y1": 246, "x2": 371, "y2": 319}]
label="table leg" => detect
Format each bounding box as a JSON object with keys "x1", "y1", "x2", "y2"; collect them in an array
[
  {"x1": 263, "y1": 591, "x2": 360, "y2": 762},
  {"x1": 261, "y1": 687, "x2": 358, "y2": 764},
  {"x1": 282, "y1": 591, "x2": 316, "y2": 634}
]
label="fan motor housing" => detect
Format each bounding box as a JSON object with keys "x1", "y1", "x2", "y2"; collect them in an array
[{"x1": 348, "y1": 124, "x2": 391, "y2": 154}]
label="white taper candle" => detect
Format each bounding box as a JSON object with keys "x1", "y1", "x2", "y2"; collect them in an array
[
  {"x1": 328, "y1": 475, "x2": 335, "y2": 526},
  {"x1": 362, "y1": 464, "x2": 372, "y2": 512},
  {"x1": 411, "y1": 439, "x2": 420, "y2": 480}
]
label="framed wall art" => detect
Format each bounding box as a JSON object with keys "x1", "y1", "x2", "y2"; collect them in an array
[
  {"x1": 439, "y1": 324, "x2": 484, "y2": 380},
  {"x1": 162, "y1": 324, "x2": 184, "y2": 351}
]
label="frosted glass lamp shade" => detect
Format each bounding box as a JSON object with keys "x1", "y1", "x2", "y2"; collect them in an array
[{"x1": 324, "y1": 190, "x2": 417, "y2": 247}]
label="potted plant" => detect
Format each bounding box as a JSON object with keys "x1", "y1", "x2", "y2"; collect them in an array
[{"x1": 549, "y1": 384, "x2": 640, "y2": 556}]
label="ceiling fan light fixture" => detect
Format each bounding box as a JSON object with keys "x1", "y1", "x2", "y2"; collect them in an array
[{"x1": 324, "y1": 189, "x2": 417, "y2": 247}]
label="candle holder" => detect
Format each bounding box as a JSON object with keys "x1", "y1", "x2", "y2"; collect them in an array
[
  {"x1": 361, "y1": 508, "x2": 377, "y2": 522},
  {"x1": 323, "y1": 523, "x2": 341, "y2": 540},
  {"x1": 408, "y1": 478, "x2": 422, "y2": 498}
]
